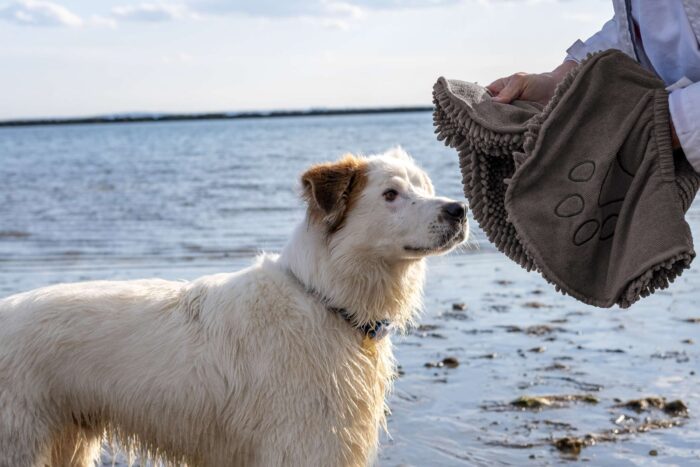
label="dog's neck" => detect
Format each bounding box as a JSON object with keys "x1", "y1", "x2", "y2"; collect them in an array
[{"x1": 279, "y1": 222, "x2": 425, "y2": 332}]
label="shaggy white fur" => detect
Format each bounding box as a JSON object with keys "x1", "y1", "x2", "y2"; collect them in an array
[{"x1": 0, "y1": 147, "x2": 467, "y2": 467}]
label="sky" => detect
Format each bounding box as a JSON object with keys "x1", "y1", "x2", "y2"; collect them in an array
[{"x1": 0, "y1": 0, "x2": 613, "y2": 120}]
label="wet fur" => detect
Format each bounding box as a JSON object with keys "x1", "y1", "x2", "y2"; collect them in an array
[{"x1": 0, "y1": 148, "x2": 465, "y2": 467}]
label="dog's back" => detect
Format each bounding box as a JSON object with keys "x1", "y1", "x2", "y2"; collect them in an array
[{"x1": 0, "y1": 256, "x2": 392, "y2": 466}]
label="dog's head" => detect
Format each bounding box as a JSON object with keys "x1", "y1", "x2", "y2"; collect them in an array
[{"x1": 301, "y1": 147, "x2": 468, "y2": 261}]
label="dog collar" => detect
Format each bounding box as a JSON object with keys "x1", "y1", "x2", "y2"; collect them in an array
[{"x1": 285, "y1": 268, "x2": 392, "y2": 341}]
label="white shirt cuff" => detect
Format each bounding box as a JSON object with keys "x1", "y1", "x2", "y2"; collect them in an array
[
  {"x1": 669, "y1": 85, "x2": 700, "y2": 173},
  {"x1": 565, "y1": 40, "x2": 588, "y2": 63},
  {"x1": 564, "y1": 18, "x2": 623, "y2": 64}
]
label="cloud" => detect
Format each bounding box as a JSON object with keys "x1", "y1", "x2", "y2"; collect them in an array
[
  {"x1": 87, "y1": 14, "x2": 118, "y2": 29},
  {"x1": 0, "y1": 0, "x2": 460, "y2": 29},
  {"x1": 111, "y1": 3, "x2": 197, "y2": 22},
  {"x1": 102, "y1": 0, "x2": 460, "y2": 29},
  {"x1": 180, "y1": 0, "x2": 370, "y2": 30},
  {"x1": 324, "y1": 1, "x2": 365, "y2": 19},
  {"x1": 0, "y1": 0, "x2": 82, "y2": 27},
  {"x1": 190, "y1": 0, "x2": 455, "y2": 19},
  {"x1": 350, "y1": 0, "x2": 458, "y2": 8}
]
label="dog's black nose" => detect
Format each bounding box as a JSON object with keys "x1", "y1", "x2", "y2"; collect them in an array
[{"x1": 442, "y1": 202, "x2": 467, "y2": 221}]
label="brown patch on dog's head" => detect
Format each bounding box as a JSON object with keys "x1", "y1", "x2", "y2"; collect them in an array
[{"x1": 301, "y1": 154, "x2": 368, "y2": 233}]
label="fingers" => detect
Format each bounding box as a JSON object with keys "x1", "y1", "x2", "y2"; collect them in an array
[
  {"x1": 486, "y1": 78, "x2": 507, "y2": 96},
  {"x1": 491, "y1": 74, "x2": 525, "y2": 103}
]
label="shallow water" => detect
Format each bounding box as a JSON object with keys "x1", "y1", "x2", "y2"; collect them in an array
[{"x1": 1, "y1": 113, "x2": 698, "y2": 466}]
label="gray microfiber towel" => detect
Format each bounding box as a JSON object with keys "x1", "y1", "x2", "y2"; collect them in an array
[{"x1": 433, "y1": 50, "x2": 700, "y2": 308}]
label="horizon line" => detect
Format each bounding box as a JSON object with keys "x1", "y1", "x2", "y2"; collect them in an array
[{"x1": 0, "y1": 106, "x2": 434, "y2": 128}]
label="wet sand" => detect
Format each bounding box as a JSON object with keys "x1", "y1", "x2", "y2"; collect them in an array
[{"x1": 379, "y1": 250, "x2": 699, "y2": 466}]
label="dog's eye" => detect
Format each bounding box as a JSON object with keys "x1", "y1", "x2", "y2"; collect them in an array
[{"x1": 383, "y1": 189, "x2": 398, "y2": 202}]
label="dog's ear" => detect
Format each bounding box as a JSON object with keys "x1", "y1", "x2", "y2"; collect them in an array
[{"x1": 301, "y1": 154, "x2": 367, "y2": 232}]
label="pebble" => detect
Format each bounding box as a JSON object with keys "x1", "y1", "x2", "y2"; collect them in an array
[
  {"x1": 477, "y1": 353, "x2": 498, "y2": 359},
  {"x1": 442, "y1": 357, "x2": 460, "y2": 368},
  {"x1": 663, "y1": 400, "x2": 689, "y2": 416},
  {"x1": 553, "y1": 436, "x2": 584, "y2": 455},
  {"x1": 425, "y1": 357, "x2": 460, "y2": 369}
]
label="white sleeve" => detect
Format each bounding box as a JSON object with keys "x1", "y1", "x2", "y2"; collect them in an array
[
  {"x1": 669, "y1": 82, "x2": 700, "y2": 174},
  {"x1": 565, "y1": 18, "x2": 625, "y2": 63}
]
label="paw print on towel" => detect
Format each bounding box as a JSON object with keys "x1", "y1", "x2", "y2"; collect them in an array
[{"x1": 554, "y1": 150, "x2": 640, "y2": 247}]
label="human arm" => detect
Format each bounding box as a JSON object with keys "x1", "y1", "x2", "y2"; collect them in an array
[{"x1": 487, "y1": 16, "x2": 625, "y2": 105}]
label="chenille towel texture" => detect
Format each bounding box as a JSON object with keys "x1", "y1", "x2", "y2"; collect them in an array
[{"x1": 433, "y1": 50, "x2": 700, "y2": 308}]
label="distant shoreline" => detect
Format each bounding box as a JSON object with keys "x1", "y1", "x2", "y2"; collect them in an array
[{"x1": 0, "y1": 106, "x2": 434, "y2": 128}]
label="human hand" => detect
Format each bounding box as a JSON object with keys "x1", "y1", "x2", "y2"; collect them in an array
[{"x1": 486, "y1": 60, "x2": 578, "y2": 105}]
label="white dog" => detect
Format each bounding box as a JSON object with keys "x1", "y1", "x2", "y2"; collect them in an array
[{"x1": 0, "y1": 147, "x2": 467, "y2": 467}]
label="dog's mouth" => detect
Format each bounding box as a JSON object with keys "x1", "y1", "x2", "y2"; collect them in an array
[{"x1": 404, "y1": 222, "x2": 468, "y2": 255}]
